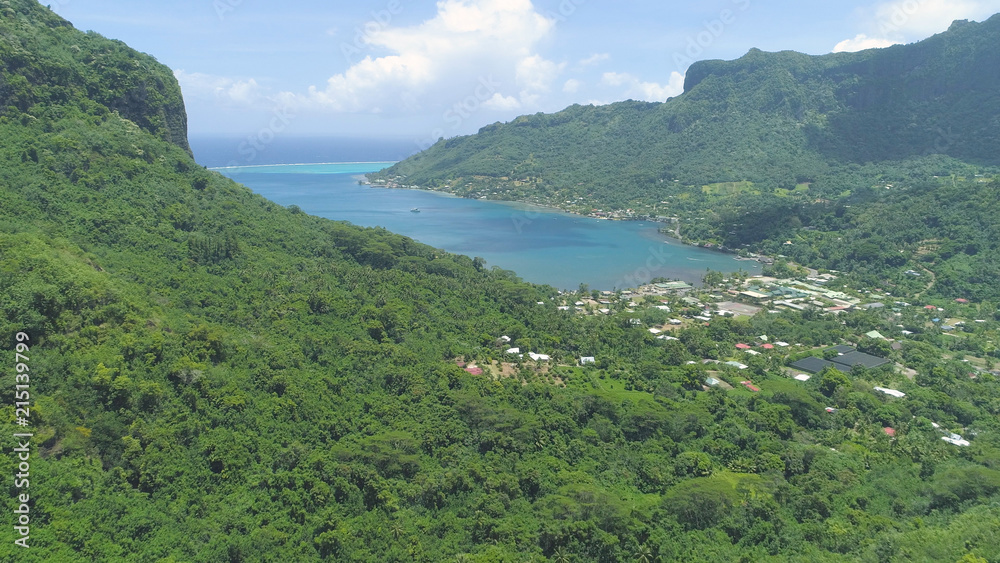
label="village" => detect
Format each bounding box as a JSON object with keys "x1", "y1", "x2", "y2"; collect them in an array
[{"x1": 453, "y1": 269, "x2": 997, "y2": 451}]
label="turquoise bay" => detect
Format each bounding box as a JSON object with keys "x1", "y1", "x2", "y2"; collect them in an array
[{"x1": 216, "y1": 162, "x2": 759, "y2": 290}]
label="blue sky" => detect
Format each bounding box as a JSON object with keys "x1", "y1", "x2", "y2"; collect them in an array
[{"x1": 50, "y1": 0, "x2": 1000, "y2": 143}]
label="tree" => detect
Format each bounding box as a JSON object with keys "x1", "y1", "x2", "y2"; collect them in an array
[
  {"x1": 703, "y1": 269, "x2": 724, "y2": 287},
  {"x1": 634, "y1": 544, "x2": 654, "y2": 563},
  {"x1": 819, "y1": 367, "x2": 850, "y2": 397}
]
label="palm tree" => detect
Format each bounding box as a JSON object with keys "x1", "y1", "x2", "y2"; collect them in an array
[
  {"x1": 551, "y1": 547, "x2": 571, "y2": 563},
  {"x1": 634, "y1": 544, "x2": 654, "y2": 563},
  {"x1": 389, "y1": 522, "x2": 404, "y2": 541}
]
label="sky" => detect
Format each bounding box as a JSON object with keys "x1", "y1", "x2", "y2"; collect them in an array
[{"x1": 50, "y1": 0, "x2": 1000, "y2": 146}]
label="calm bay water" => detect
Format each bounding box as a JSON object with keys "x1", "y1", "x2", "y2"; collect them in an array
[{"x1": 212, "y1": 161, "x2": 759, "y2": 290}]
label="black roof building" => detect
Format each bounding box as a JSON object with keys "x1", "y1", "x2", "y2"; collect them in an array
[
  {"x1": 790, "y1": 357, "x2": 849, "y2": 374},
  {"x1": 831, "y1": 351, "x2": 892, "y2": 370}
]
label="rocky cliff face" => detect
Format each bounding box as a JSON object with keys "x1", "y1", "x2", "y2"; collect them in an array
[{"x1": 0, "y1": 0, "x2": 191, "y2": 154}]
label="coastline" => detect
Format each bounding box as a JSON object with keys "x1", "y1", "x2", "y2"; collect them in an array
[
  {"x1": 369, "y1": 177, "x2": 774, "y2": 265},
  {"x1": 367, "y1": 177, "x2": 775, "y2": 267}
]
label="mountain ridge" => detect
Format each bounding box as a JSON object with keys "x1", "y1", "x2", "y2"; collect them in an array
[{"x1": 375, "y1": 14, "x2": 1000, "y2": 200}]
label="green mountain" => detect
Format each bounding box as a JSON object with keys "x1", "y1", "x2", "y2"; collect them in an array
[
  {"x1": 379, "y1": 16, "x2": 1000, "y2": 201},
  {"x1": 3, "y1": 2, "x2": 1000, "y2": 561},
  {"x1": 374, "y1": 16, "x2": 1000, "y2": 300}
]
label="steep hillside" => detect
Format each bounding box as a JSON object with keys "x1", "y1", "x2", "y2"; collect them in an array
[
  {"x1": 0, "y1": 0, "x2": 190, "y2": 152},
  {"x1": 3, "y1": 2, "x2": 1000, "y2": 561},
  {"x1": 374, "y1": 16, "x2": 1000, "y2": 201}
]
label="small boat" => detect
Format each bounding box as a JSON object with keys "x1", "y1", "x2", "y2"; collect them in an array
[{"x1": 410, "y1": 208, "x2": 420, "y2": 213}]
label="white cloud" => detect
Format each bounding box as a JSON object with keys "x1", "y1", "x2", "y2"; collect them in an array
[
  {"x1": 579, "y1": 53, "x2": 610, "y2": 66},
  {"x1": 562, "y1": 78, "x2": 582, "y2": 93},
  {"x1": 872, "y1": 0, "x2": 1000, "y2": 36},
  {"x1": 482, "y1": 93, "x2": 521, "y2": 110},
  {"x1": 833, "y1": 34, "x2": 899, "y2": 52},
  {"x1": 516, "y1": 55, "x2": 566, "y2": 105},
  {"x1": 601, "y1": 71, "x2": 685, "y2": 102},
  {"x1": 287, "y1": 0, "x2": 559, "y2": 115},
  {"x1": 834, "y1": 0, "x2": 1000, "y2": 52},
  {"x1": 174, "y1": 70, "x2": 266, "y2": 106}
]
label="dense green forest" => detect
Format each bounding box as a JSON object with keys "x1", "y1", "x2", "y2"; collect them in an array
[{"x1": 2, "y1": 1, "x2": 1000, "y2": 561}]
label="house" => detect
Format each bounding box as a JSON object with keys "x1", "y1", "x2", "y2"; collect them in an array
[
  {"x1": 580, "y1": 356, "x2": 596, "y2": 365},
  {"x1": 835, "y1": 351, "x2": 891, "y2": 370},
  {"x1": 736, "y1": 343, "x2": 752, "y2": 350},
  {"x1": 790, "y1": 357, "x2": 847, "y2": 374},
  {"x1": 873, "y1": 386, "x2": 905, "y2": 398},
  {"x1": 705, "y1": 377, "x2": 722, "y2": 387},
  {"x1": 528, "y1": 353, "x2": 550, "y2": 362},
  {"x1": 505, "y1": 347, "x2": 520, "y2": 354},
  {"x1": 740, "y1": 380, "x2": 760, "y2": 392},
  {"x1": 726, "y1": 361, "x2": 748, "y2": 370},
  {"x1": 648, "y1": 328, "x2": 663, "y2": 334},
  {"x1": 883, "y1": 427, "x2": 896, "y2": 437},
  {"x1": 656, "y1": 281, "x2": 692, "y2": 291},
  {"x1": 794, "y1": 374, "x2": 811, "y2": 382},
  {"x1": 865, "y1": 330, "x2": 886, "y2": 340},
  {"x1": 740, "y1": 290, "x2": 771, "y2": 302},
  {"x1": 942, "y1": 435, "x2": 970, "y2": 446}
]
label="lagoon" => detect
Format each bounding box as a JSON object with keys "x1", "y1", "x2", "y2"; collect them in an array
[{"x1": 215, "y1": 162, "x2": 759, "y2": 290}]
